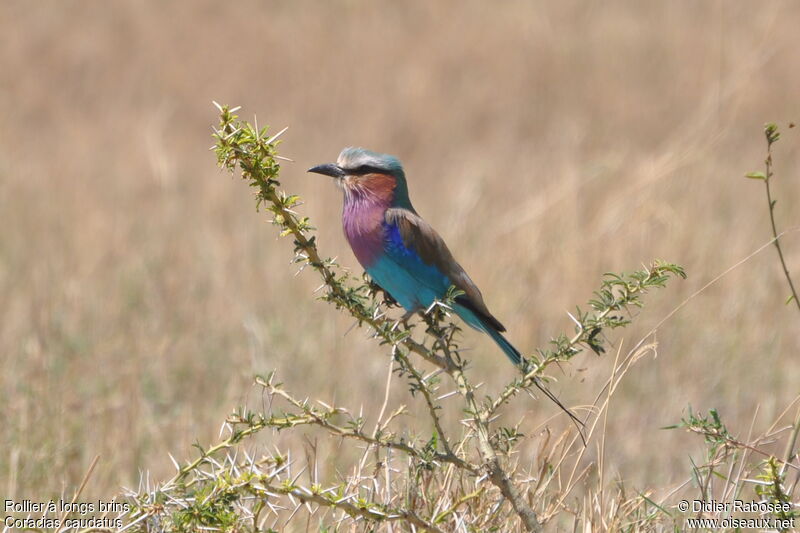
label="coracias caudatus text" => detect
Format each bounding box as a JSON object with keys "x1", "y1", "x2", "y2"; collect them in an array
[{"x1": 309, "y1": 148, "x2": 577, "y2": 422}]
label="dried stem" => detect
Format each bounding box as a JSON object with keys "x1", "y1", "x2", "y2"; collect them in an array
[{"x1": 760, "y1": 124, "x2": 800, "y2": 313}]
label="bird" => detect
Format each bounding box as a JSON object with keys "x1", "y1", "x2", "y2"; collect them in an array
[{"x1": 309, "y1": 147, "x2": 579, "y2": 426}]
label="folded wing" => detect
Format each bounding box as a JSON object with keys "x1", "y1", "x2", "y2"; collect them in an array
[{"x1": 385, "y1": 207, "x2": 506, "y2": 333}]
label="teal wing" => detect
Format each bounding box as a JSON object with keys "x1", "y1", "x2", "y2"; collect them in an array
[{"x1": 383, "y1": 208, "x2": 506, "y2": 332}]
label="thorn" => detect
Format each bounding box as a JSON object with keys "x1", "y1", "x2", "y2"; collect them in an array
[
  {"x1": 266, "y1": 126, "x2": 289, "y2": 145},
  {"x1": 223, "y1": 127, "x2": 241, "y2": 140},
  {"x1": 436, "y1": 390, "x2": 459, "y2": 401},
  {"x1": 566, "y1": 311, "x2": 581, "y2": 328},
  {"x1": 343, "y1": 320, "x2": 358, "y2": 337}
]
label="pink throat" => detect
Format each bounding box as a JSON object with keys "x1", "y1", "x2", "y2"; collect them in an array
[{"x1": 342, "y1": 189, "x2": 390, "y2": 268}]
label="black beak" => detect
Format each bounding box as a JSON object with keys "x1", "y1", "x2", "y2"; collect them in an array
[{"x1": 307, "y1": 163, "x2": 345, "y2": 178}]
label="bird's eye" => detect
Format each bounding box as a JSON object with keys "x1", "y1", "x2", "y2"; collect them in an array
[{"x1": 349, "y1": 165, "x2": 384, "y2": 175}]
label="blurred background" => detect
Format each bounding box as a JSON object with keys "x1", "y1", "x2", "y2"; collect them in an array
[{"x1": 2, "y1": 0, "x2": 799, "y2": 501}]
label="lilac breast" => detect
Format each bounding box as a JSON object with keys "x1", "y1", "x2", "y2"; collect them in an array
[{"x1": 342, "y1": 195, "x2": 388, "y2": 268}]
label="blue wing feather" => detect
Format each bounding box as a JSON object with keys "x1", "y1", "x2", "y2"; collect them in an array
[
  {"x1": 368, "y1": 218, "x2": 522, "y2": 362},
  {"x1": 366, "y1": 221, "x2": 451, "y2": 311}
]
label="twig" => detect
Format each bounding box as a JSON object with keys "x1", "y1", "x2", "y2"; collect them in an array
[
  {"x1": 57, "y1": 455, "x2": 100, "y2": 533},
  {"x1": 759, "y1": 124, "x2": 800, "y2": 313},
  {"x1": 255, "y1": 375, "x2": 478, "y2": 475},
  {"x1": 423, "y1": 312, "x2": 543, "y2": 533}
]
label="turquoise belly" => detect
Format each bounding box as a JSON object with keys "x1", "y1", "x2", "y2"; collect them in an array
[{"x1": 366, "y1": 255, "x2": 449, "y2": 312}]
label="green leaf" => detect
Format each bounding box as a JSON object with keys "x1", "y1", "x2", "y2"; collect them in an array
[
  {"x1": 744, "y1": 171, "x2": 767, "y2": 180},
  {"x1": 786, "y1": 294, "x2": 797, "y2": 306},
  {"x1": 765, "y1": 123, "x2": 781, "y2": 144}
]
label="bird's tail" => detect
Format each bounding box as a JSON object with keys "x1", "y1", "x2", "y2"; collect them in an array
[
  {"x1": 484, "y1": 327, "x2": 586, "y2": 442},
  {"x1": 484, "y1": 325, "x2": 523, "y2": 366},
  {"x1": 454, "y1": 305, "x2": 585, "y2": 442}
]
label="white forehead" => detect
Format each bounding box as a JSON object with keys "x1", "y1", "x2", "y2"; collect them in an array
[{"x1": 337, "y1": 147, "x2": 403, "y2": 173}]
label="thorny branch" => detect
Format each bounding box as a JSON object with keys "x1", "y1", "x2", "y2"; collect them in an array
[
  {"x1": 122, "y1": 104, "x2": 683, "y2": 533},
  {"x1": 253, "y1": 373, "x2": 478, "y2": 474},
  {"x1": 213, "y1": 104, "x2": 551, "y2": 530},
  {"x1": 209, "y1": 104, "x2": 685, "y2": 531}
]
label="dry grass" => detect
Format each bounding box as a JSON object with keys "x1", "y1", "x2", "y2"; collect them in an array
[{"x1": 2, "y1": 0, "x2": 800, "y2": 524}]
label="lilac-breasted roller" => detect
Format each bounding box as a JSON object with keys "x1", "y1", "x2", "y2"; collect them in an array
[{"x1": 309, "y1": 148, "x2": 578, "y2": 422}]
